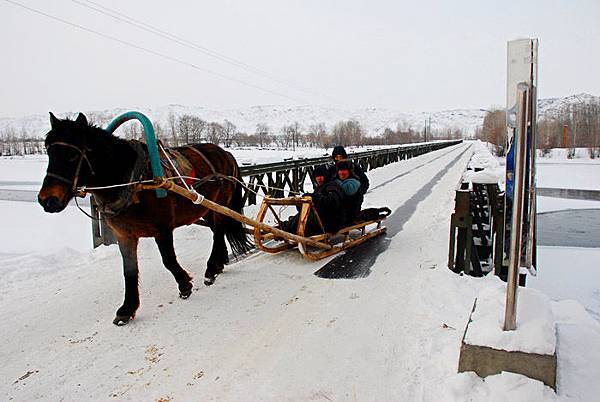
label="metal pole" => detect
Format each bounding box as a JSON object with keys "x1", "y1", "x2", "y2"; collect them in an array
[
  {"x1": 428, "y1": 115, "x2": 432, "y2": 141},
  {"x1": 504, "y1": 83, "x2": 529, "y2": 331},
  {"x1": 573, "y1": 110, "x2": 577, "y2": 148}
]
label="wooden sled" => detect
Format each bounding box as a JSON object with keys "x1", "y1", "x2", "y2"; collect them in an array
[
  {"x1": 253, "y1": 196, "x2": 387, "y2": 261},
  {"x1": 140, "y1": 179, "x2": 387, "y2": 261}
]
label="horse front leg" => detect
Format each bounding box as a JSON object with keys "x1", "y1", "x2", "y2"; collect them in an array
[
  {"x1": 155, "y1": 230, "x2": 193, "y2": 298},
  {"x1": 114, "y1": 236, "x2": 140, "y2": 326}
]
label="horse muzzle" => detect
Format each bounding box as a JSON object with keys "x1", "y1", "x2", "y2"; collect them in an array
[{"x1": 38, "y1": 195, "x2": 67, "y2": 213}]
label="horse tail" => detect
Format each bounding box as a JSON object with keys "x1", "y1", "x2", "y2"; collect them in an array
[{"x1": 223, "y1": 171, "x2": 254, "y2": 256}]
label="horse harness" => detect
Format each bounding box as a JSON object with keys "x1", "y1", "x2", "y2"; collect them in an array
[
  {"x1": 46, "y1": 139, "x2": 237, "y2": 217},
  {"x1": 45, "y1": 141, "x2": 96, "y2": 194}
]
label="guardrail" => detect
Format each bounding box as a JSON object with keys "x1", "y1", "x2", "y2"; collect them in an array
[
  {"x1": 238, "y1": 141, "x2": 463, "y2": 205},
  {"x1": 92, "y1": 140, "x2": 463, "y2": 247}
]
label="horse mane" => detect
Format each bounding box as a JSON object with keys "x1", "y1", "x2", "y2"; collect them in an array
[
  {"x1": 45, "y1": 114, "x2": 132, "y2": 150},
  {"x1": 45, "y1": 113, "x2": 141, "y2": 190}
]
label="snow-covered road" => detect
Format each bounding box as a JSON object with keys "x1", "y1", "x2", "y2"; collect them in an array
[{"x1": 1, "y1": 142, "x2": 470, "y2": 400}]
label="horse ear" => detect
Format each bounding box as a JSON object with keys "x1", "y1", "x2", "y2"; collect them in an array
[
  {"x1": 75, "y1": 113, "x2": 88, "y2": 127},
  {"x1": 49, "y1": 112, "x2": 59, "y2": 128}
]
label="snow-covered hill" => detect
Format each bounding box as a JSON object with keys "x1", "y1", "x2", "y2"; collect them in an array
[{"x1": 1, "y1": 93, "x2": 597, "y2": 138}]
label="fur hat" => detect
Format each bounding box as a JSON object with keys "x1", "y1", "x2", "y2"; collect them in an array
[
  {"x1": 313, "y1": 165, "x2": 328, "y2": 178},
  {"x1": 331, "y1": 145, "x2": 348, "y2": 159}
]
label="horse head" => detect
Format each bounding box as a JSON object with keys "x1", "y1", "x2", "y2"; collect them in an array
[{"x1": 38, "y1": 112, "x2": 96, "y2": 213}]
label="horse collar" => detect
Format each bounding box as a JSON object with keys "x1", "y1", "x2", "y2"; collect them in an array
[{"x1": 93, "y1": 140, "x2": 149, "y2": 217}]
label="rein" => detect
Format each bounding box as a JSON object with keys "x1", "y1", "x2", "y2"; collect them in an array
[{"x1": 46, "y1": 140, "x2": 303, "y2": 220}]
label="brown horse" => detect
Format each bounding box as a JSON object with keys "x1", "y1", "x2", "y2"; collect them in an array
[{"x1": 38, "y1": 113, "x2": 252, "y2": 325}]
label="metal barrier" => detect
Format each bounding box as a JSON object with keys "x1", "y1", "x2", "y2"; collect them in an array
[
  {"x1": 238, "y1": 141, "x2": 463, "y2": 205},
  {"x1": 92, "y1": 140, "x2": 463, "y2": 248}
]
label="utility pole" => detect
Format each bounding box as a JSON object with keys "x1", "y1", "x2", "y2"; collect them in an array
[
  {"x1": 428, "y1": 115, "x2": 432, "y2": 141},
  {"x1": 572, "y1": 110, "x2": 578, "y2": 148}
]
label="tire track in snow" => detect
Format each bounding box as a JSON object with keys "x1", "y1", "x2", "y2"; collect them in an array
[{"x1": 367, "y1": 144, "x2": 464, "y2": 193}]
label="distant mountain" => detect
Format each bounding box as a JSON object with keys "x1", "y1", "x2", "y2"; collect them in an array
[
  {"x1": 537, "y1": 93, "x2": 599, "y2": 117},
  {"x1": 1, "y1": 93, "x2": 598, "y2": 138}
]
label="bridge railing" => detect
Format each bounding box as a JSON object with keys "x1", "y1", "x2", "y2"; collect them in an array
[
  {"x1": 92, "y1": 140, "x2": 463, "y2": 247},
  {"x1": 239, "y1": 141, "x2": 463, "y2": 205}
]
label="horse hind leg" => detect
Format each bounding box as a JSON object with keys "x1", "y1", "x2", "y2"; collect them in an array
[
  {"x1": 204, "y1": 224, "x2": 228, "y2": 286},
  {"x1": 155, "y1": 231, "x2": 193, "y2": 299}
]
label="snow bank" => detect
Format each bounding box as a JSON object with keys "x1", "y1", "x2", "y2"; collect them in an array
[
  {"x1": 447, "y1": 371, "x2": 556, "y2": 402},
  {"x1": 446, "y1": 297, "x2": 600, "y2": 401},
  {"x1": 537, "y1": 147, "x2": 599, "y2": 161},
  {"x1": 0, "y1": 155, "x2": 47, "y2": 183},
  {"x1": 463, "y1": 141, "x2": 504, "y2": 186},
  {"x1": 464, "y1": 276, "x2": 556, "y2": 355}
]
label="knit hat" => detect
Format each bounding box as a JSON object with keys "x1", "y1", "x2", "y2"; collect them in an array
[
  {"x1": 331, "y1": 145, "x2": 348, "y2": 159},
  {"x1": 313, "y1": 165, "x2": 328, "y2": 178}
]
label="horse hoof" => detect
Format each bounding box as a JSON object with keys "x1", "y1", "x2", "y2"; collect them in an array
[
  {"x1": 204, "y1": 276, "x2": 216, "y2": 286},
  {"x1": 113, "y1": 315, "x2": 133, "y2": 326},
  {"x1": 179, "y1": 289, "x2": 192, "y2": 299}
]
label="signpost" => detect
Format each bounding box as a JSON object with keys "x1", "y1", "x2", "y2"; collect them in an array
[{"x1": 503, "y1": 38, "x2": 538, "y2": 330}]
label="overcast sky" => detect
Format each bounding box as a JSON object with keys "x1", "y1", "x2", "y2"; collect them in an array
[{"x1": 1, "y1": 0, "x2": 598, "y2": 118}]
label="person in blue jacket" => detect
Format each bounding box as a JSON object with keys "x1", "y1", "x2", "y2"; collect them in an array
[
  {"x1": 335, "y1": 160, "x2": 363, "y2": 224},
  {"x1": 327, "y1": 145, "x2": 369, "y2": 195}
]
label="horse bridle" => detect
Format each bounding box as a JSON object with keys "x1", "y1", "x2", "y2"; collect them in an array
[{"x1": 45, "y1": 141, "x2": 96, "y2": 194}]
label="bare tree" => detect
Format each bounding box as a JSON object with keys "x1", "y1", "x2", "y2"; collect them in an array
[
  {"x1": 206, "y1": 122, "x2": 224, "y2": 144},
  {"x1": 153, "y1": 121, "x2": 166, "y2": 144},
  {"x1": 178, "y1": 114, "x2": 207, "y2": 144},
  {"x1": 124, "y1": 121, "x2": 142, "y2": 140},
  {"x1": 306, "y1": 123, "x2": 328, "y2": 148},
  {"x1": 536, "y1": 99, "x2": 600, "y2": 158},
  {"x1": 290, "y1": 121, "x2": 301, "y2": 150},
  {"x1": 222, "y1": 120, "x2": 236, "y2": 147},
  {"x1": 332, "y1": 120, "x2": 364, "y2": 147},
  {"x1": 281, "y1": 124, "x2": 295, "y2": 149},
  {"x1": 168, "y1": 112, "x2": 179, "y2": 146},
  {"x1": 232, "y1": 132, "x2": 248, "y2": 147},
  {"x1": 255, "y1": 123, "x2": 270, "y2": 147},
  {"x1": 480, "y1": 110, "x2": 507, "y2": 156}
]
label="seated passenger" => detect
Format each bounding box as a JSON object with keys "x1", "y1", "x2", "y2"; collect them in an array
[
  {"x1": 310, "y1": 165, "x2": 346, "y2": 233},
  {"x1": 335, "y1": 160, "x2": 363, "y2": 224},
  {"x1": 326, "y1": 145, "x2": 370, "y2": 195},
  {"x1": 279, "y1": 165, "x2": 345, "y2": 235}
]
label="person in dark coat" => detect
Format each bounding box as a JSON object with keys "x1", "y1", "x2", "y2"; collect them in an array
[
  {"x1": 309, "y1": 165, "x2": 346, "y2": 233},
  {"x1": 327, "y1": 145, "x2": 369, "y2": 195},
  {"x1": 279, "y1": 165, "x2": 345, "y2": 235}
]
